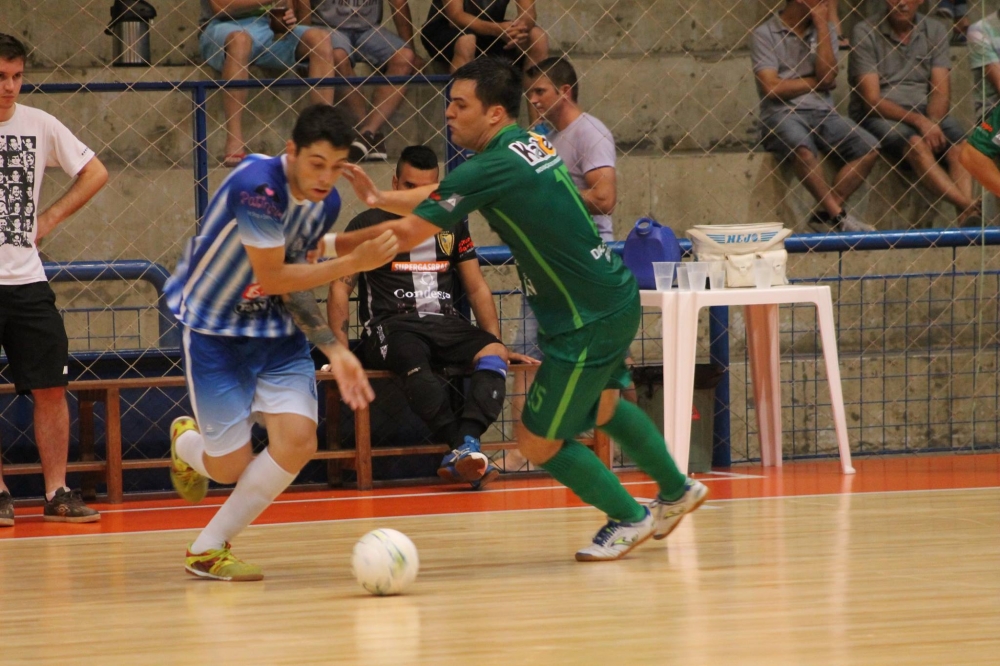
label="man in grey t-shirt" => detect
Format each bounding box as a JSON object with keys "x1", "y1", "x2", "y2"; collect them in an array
[
  {"x1": 525, "y1": 57, "x2": 615, "y2": 242},
  {"x1": 309, "y1": 0, "x2": 421, "y2": 162},
  {"x1": 751, "y1": 0, "x2": 878, "y2": 232},
  {"x1": 515, "y1": 57, "x2": 635, "y2": 415},
  {"x1": 849, "y1": 0, "x2": 979, "y2": 226}
]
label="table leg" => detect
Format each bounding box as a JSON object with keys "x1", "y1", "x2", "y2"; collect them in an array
[
  {"x1": 663, "y1": 293, "x2": 699, "y2": 475},
  {"x1": 745, "y1": 303, "x2": 782, "y2": 467},
  {"x1": 814, "y1": 292, "x2": 856, "y2": 475}
]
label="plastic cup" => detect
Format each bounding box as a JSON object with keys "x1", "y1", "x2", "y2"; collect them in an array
[
  {"x1": 652, "y1": 262, "x2": 677, "y2": 291},
  {"x1": 708, "y1": 261, "x2": 726, "y2": 290},
  {"x1": 753, "y1": 256, "x2": 772, "y2": 289},
  {"x1": 687, "y1": 262, "x2": 709, "y2": 291},
  {"x1": 675, "y1": 264, "x2": 690, "y2": 290}
]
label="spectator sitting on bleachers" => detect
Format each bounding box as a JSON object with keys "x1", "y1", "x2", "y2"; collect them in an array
[
  {"x1": 199, "y1": 1, "x2": 337, "y2": 167},
  {"x1": 420, "y1": 0, "x2": 548, "y2": 74},
  {"x1": 308, "y1": 0, "x2": 422, "y2": 162},
  {"x1": 327, "y1": 145, "x2": 538, "y2": 489},
  {"x1": 849, "y1": 0, "x2": 981, "y2": 227},
  {"x1": 967, "y1": 8, "x2": 1000, "y2": 120},
  {"x1": 752, "y1": 0, "x2": 878, "y2": 233}
]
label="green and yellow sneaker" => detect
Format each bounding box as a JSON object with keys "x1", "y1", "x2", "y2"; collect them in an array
[
  {"x1": 185, "y1": 542, "x2": 263, "y2": 581},
  {"x1": 170, "y1": 416, "x2": 208, "y2": 503}
]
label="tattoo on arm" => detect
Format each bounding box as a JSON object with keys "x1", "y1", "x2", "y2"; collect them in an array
[
  {"x1": 283, "y1": 290, "x2": 337, "y2": 347},
  {"x1": 340, "y1": 273, "x2": 358, "y2": 289},
  {"x1": 340, "y1": 320, "x2": 349, "y2": 335}
]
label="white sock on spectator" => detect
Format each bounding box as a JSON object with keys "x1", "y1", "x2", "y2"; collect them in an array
[
  {"x1": 189, "y1": 449, "x2": 294, "y2": 554},
  {"x1": 176, "y1": 429, "x2": 210, "y2": 478}
]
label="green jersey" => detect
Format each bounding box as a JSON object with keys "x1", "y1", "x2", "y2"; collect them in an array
[
  {"x1": 969, "y1": 105, "x2": 1000, "y2": 158},
  {"x1": 413, "y1": 124, "x2": 636, "y2": 337}
]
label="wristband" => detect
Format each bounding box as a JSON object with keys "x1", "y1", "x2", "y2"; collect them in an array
[{"x1": 323, "y1": 233, "x2": 338, "y2": 258}]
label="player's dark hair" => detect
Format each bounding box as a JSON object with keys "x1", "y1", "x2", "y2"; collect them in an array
[
  {"x1": 526, "y1": 57, "x2": 579, "y2": 103},
  {"x1": 453, "y1": 57, "x2": 523, "y2": 118},
  {"x1": 291, "y1": 104, "x2": 354, "y2": 151},
  {"x1": 396, "y1": 145, "x2": 439, "y2": 177},
  {"x1": 0, "y1": 34, "x2": 28, "y2": 63}
]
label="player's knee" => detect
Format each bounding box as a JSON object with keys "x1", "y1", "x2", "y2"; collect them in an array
[
  {"x1": 516, "y1": 422, "x2": 560, "y2": 464},
  {"x1": 288, "y1": 433, "x2": 318, "y2": 460},
  {"x1": 477, "y1": 342, "x2": 508, "y2": 364},
  {"x1": 464, "y1": 357, "x2": 507, "y2": 426},
  {"x1": 595, "y1": 389, "x2": 620, "y2": 426},
  {"x1": 401, "y1": 364, "x2": 453, "y2": 427}
]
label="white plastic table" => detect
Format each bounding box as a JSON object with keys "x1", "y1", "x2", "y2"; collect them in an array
[{"x1": 639, "y1": 284, "x2": 855, "y2": 475}]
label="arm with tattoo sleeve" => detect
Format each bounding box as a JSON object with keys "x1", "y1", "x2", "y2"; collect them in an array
[{"x1": 282, "y1": 289, "x2": 337, "y2": 348}]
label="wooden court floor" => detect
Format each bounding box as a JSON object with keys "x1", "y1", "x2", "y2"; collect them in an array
[{"x1": 1, "y1": 453, "x2": 999, "y2": 665}]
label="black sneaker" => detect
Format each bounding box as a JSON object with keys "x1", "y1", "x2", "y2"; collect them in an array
[
  {"x1": 0, "y1": 491, "x2": 13, "y2": 527},
  {"x1": 43, "y1": 488, "x2": 100, "y2": 523},
  {"x1": 807, "y1": 211, "x2": 836, "y2": 233},
  {"x1": 348, "y1": 132, "x2": 369, "y2": 163},
  {"x1": 361, "y1": 130, "x2": 387, "y2": 162}
]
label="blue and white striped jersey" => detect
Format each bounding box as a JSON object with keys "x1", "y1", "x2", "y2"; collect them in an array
[{"x1": 165, "y1": 154, "x2": 341, "y2": 337}]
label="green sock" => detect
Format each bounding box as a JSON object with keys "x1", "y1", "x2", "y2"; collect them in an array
[
  {"x1": 600, "y1": 399, "x2": 687, "y2": 502},
  {"x1": 541, "y1": 439, "x2": 646, "y2": 523}
]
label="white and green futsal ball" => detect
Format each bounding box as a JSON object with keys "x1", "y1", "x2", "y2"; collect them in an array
[{"x1": 351, "y1": 528, "x2": 419, "y2": 596}]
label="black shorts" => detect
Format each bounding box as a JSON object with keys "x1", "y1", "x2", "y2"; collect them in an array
[
  {"x1": 0, "y1": 282, "x2": 69, "y2": 394},
  {"x1": 361, "y1": 313, "x2": 501, "y2": 372},
  {"x1": 420, "y1": 18, "x2": 523, "y2": 67}
]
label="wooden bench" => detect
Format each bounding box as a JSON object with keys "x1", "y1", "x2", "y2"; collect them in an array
[
  {"x1": 322, "y1": 365, "x2": 612, "y2": 491},
  {"x1": 0, "y1": 365, "x2": 611, "y2": 502}
]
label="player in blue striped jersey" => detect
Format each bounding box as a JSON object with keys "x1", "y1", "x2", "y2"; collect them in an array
[{"x1": 165, "y1": 105, "x2": 398, "y2": 581}]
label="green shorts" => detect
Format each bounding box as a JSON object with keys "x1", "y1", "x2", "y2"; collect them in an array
[{"x1": 522, "y1": 297, "x2": 640, "y2": 441}]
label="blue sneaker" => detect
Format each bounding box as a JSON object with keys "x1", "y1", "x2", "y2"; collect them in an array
[
  {"x1": 438, "y1": 436, "x2": 490, "y2": 484},
  {"x1": 470, "y1": 463, "x2": 500, "y2": 491}
]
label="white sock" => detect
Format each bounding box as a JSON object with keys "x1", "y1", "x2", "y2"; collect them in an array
[
  {"x1": 189, "y1": 449, "x2": 295, "y2": 554},
  {"x1": 176, "y1": 430, "x2": 211, "y2": 478}
]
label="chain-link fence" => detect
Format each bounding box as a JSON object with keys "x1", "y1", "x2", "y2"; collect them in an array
[{"x1": 5, "y1": 0, "x2": 1000, "y2": 494}]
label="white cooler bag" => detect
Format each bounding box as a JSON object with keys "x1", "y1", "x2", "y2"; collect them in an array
[{"x1": 686, "y1": 223, "x2": 792, "y2": 288}]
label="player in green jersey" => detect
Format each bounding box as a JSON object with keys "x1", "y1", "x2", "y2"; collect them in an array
[
  {"x1": 336, "y1": 57, "x2": 708, "y2": 561},
  {"x1": 961, "y1": 106, "x2": 1000, "y2": 199}
]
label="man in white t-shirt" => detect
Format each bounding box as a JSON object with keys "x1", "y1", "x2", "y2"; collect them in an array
[{"x1": 0, "y1": 34, "x2": 109, "y2": 527}]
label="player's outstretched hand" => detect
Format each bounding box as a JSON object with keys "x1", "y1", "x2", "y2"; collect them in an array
[
  {"x1": 320, "y1": 345, "x2": 375, "y2": 410},
  {"x1": 342, "y1": 163, "x2": 383, "y2": 208},
  {"x1": 508, "y1": 352, "x2": 541, "y2": 365},
  {"x1": 353, "y1": 230, "x2": 399, "y2": 272}
]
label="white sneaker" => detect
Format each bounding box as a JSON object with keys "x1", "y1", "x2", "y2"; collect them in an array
[
  {"x1": 649, "y1": 479, "x2": 709, "y2": 540},
  {"x1": 838, "y1": 212, "x2": 875, "y2": 233},
  {"x1": 575, "y1": 507, "x2": 655, "y2": 562}
]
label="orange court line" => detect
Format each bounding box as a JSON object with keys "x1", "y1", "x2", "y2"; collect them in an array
[{"x1": 2, "y1": 453, "x2": 998, "y2": 540}]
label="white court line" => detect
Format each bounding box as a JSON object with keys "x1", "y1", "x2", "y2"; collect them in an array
[
  {"x1": 2, "y1": 484, "x2": 997, "y2": 543},
  {"x1": 74, "y1": 474, "x2": 757, "y2": 517}
]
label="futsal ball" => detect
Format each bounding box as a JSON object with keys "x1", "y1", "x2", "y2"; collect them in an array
[{"x1": 351, "y1": 528, "x2": 419, "y2": 596}]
